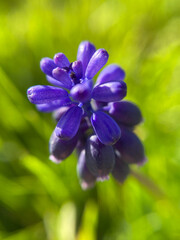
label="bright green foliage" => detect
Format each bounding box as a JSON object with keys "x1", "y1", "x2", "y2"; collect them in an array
[{"x1": 0, "y1": 0, "x2": 180, "y2": 239}]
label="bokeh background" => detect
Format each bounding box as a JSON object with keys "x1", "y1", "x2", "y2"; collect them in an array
[{"x1": 0, "y1": 0, "x2": 180, "y2": 239}]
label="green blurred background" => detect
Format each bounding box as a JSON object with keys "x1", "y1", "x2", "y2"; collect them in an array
[{"x1": 0, "y1": 0, "x2": 180, "y2": 239}]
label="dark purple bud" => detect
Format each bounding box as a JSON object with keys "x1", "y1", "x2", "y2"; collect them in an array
[
  {"x1": 52, "y1": 67, "x2": 72, "y2": 89},
  {"x1": 92, "y1": 81, "x2": 127, "y2": 102},
  {"x1": 70, "y1": 79, "x2": 93, "y2": 103},
  {"x1": 77, "y1": 149, "x2": 96, "y2": 189},
  {"x1": 93, "y1": 100, "x2": 108, "y2": 110},
  {"x1": 27, "y1": 85, "x2": 68, "y2": 104},
  {"x1": 91, "y1": 111, "x2": 121, "y2": 145},
  {"x1": 107, "y1": 101, "x2": 143, "y2": 127},
  {"x1": 75, "y1": 122, "x2": 90, "y2": 156},
  {"x1": 85, "y1": 49, "x2": 109, "y2": 79},
  {"x1": 76, "y1": 138, "x2": 86, "y2": 157},
  {"x1": 86, "y1": 135, "x2": 115, "y2": 179},
  {"x1": 52, "y1": 106, "x2": 71, "y2": 122},
  {"x1": 72, "y1": 60, "x2": 83, "y2": 79},
  {"x1": 36, "y1": 98, "x2": 72, "y2": 112},
  {"x1": 79, "y1": 117, "x2": 90, "y2": 132},
  {"x1": 77, "y1": 41, "x2": 96, "y2": 76},
  {"x1": 115, "y1": 128, "x2": 146, "y2": 164},
  {"x1": 96, "y1": 64, "x2": 125, "y2": 86},
  {"x1": 40, "y1": 58, "x2": 56, "y2": 76},
  {"x1": 54, "y1": 53, "x2": 70, "y2": 68},
  {"x1": 49, "y1": 131, "x2": 78, "y2": 163},
  {"x1": 55, "y1": 106, "x2": 83, "y2": 140},
  {"x1": 111, "y1": 151, "x2": 130, "y2": 183}
]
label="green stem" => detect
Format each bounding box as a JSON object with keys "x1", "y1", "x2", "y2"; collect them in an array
[{"x1": 130, "y1": 169, "x2": 165, "y2": 198}]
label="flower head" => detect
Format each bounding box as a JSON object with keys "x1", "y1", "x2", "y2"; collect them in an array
[{"x1": 27, "y1": 41, "x2": 146, "y2": 189}]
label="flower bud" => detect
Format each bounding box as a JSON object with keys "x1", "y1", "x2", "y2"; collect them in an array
[
  {"x1": 92, "y1": 81, "x2": 127, "y2": 102},
  {"x1": 52, "y1": 67, "x2": 72, "y2": 89},
  {"x1": 107, "y1": 101, "x2": 143, "y2": 127},
  {"x1": 40, "y1": 57, "x2": 56, "y2": 76},
  {"x1": 86, "y1": 135, "x2": 115, "y2": 179},
  {"x1": 72, "y1": 60, "x2": 83, "y2": 79},
  {"x1": 91, "y1": 111, "x2": 121, "y2": 145},
  {"x1": 77, "y1": 41, "x2": 96, "y2": 76},
  {"x1": 115, "y1": 129, "x2": 145, "y2": 164},
  {"x1": 77, "y1": 149, "x2": 96, "y2": 190},
  {"x1": 54, "y1": 53, "x2": 70, "y2": 68},
  {"x1": 96, "y1": 64, "x2": 125, "y2": 86},
  {"x1": 49, "y1": 131, "x2": 78, "y2": 163},
  {"x1": 85, "y1": 49, "x2": 109, "y2": 79},
  {"x1": 46, "y1": 75, "x2": 71, "y2": 89},
  {"x1": 111, "y1": 151, "x2": 130, "y2": 183},
  {"x1": 70, "y1": 79, "x2": 93, "y2": 103},
  {"x1": 55, "y1": 106, "x2": 83, "y2": 140},
  {"x1": 36, "y1": 98, "x2": 71, "y2": 112},
  {"x1": 27, "y1": 85, "x2": 68, "y2": 104}
]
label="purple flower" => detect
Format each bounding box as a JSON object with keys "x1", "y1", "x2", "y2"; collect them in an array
[
  {"x1": 27, "y1": 41, "x2": 127, "y2": 145},
  {"x1": 27, "y1": 41, "x2": 146, "y2": 189}
]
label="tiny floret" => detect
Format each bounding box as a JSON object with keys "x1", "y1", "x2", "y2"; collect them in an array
[{"x1": 27, "y1": 41, "x2": 146, "y2": 189}]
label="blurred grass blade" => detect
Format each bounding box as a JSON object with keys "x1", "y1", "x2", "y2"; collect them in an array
[
  {"x1": 77, "y1": 200, "x2": 98, "y2": 240},
  {"x1": 3, "y1": 222, "x2": 45, "y2": 240},
  {"x1": 0, "y1": 67, "x2": 52, "y2": 138},
  {"x1": 57, "y1": 202, "x2": 76, "y2": 240},
  {"x1": 0, "y1": 174, "x2": 28, "y2": 209},
  {"x1": 130, "y1": 169, "x2": 165, "y2": 198},
  {"x1": 21, "y1": 155, "x2": 69, "y2": 202}
]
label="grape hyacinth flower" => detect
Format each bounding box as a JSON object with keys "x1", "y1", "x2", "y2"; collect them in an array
[{"x1": 27, "y1": 41, "x2": 146, "y2": 189}]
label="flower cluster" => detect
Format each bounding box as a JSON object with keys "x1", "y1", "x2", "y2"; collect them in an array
[{"x1": 27, "y1": 41, "x2": 146, "y2": 189}]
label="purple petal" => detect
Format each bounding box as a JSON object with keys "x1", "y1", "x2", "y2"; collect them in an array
[
  {"x1": 49, "y1": 131, "x2": 78, "y2": 163},
  {"x1": 95, "y1": 64, "x2": 125, "y2": 86},
  {"x1": 36, "y1": 98, "x2": 72, "y2": 112},
  {"x1": 27, "y1": 85, "x2": 68, "y2": 104},
  {"x1": 115, "y1": 128, "x2": 146, "y2": 164},
  {"x1": 86, "y1": 135, "x2": 115, "y2": 179},
  {"x1": 77, "y1": 149, "x2": 96, "y2": 190},
  {"x1": 54, "y1": 53, "x2": 70, "y2": 68},
  {"x1": 52, "y1": 67, "x2": 72, "y2": 89},
  {"x1": 91, "y1": 111, "x2": 121, "y2": 145},
  {"x1": 85, "y1": 49, "x2": 109, "y2": 79},
  {"x1": 107, "y1": 101, "x2": 143, "y2": 127},
  {"x1": 46, "y1": 75, "x2": 71, "y2": 89},
  {"x1": 52, "y1": 106, "x2": 71, "y2": 122},
  {"x1": 77, "y1": 41, "x2": 96, "y2": 76},
  {"x1": 55, "y1": 106, "x2": 83, "y2": 140},
  {"x1": 70, "y1": 79, "x2": 93, "y2": 103},
  {"x1": 71, "y1": 60, "x2": 83, "y2": 80},
  {"x1": 40, "y1": 58, "x2": 56, "y2": 76},
  {"x1": 92, "y1": 81, "x2": 127, "y2": 102},
  {"x1": 112, "y1": 151, "x2": 130, "y2": 183}
]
